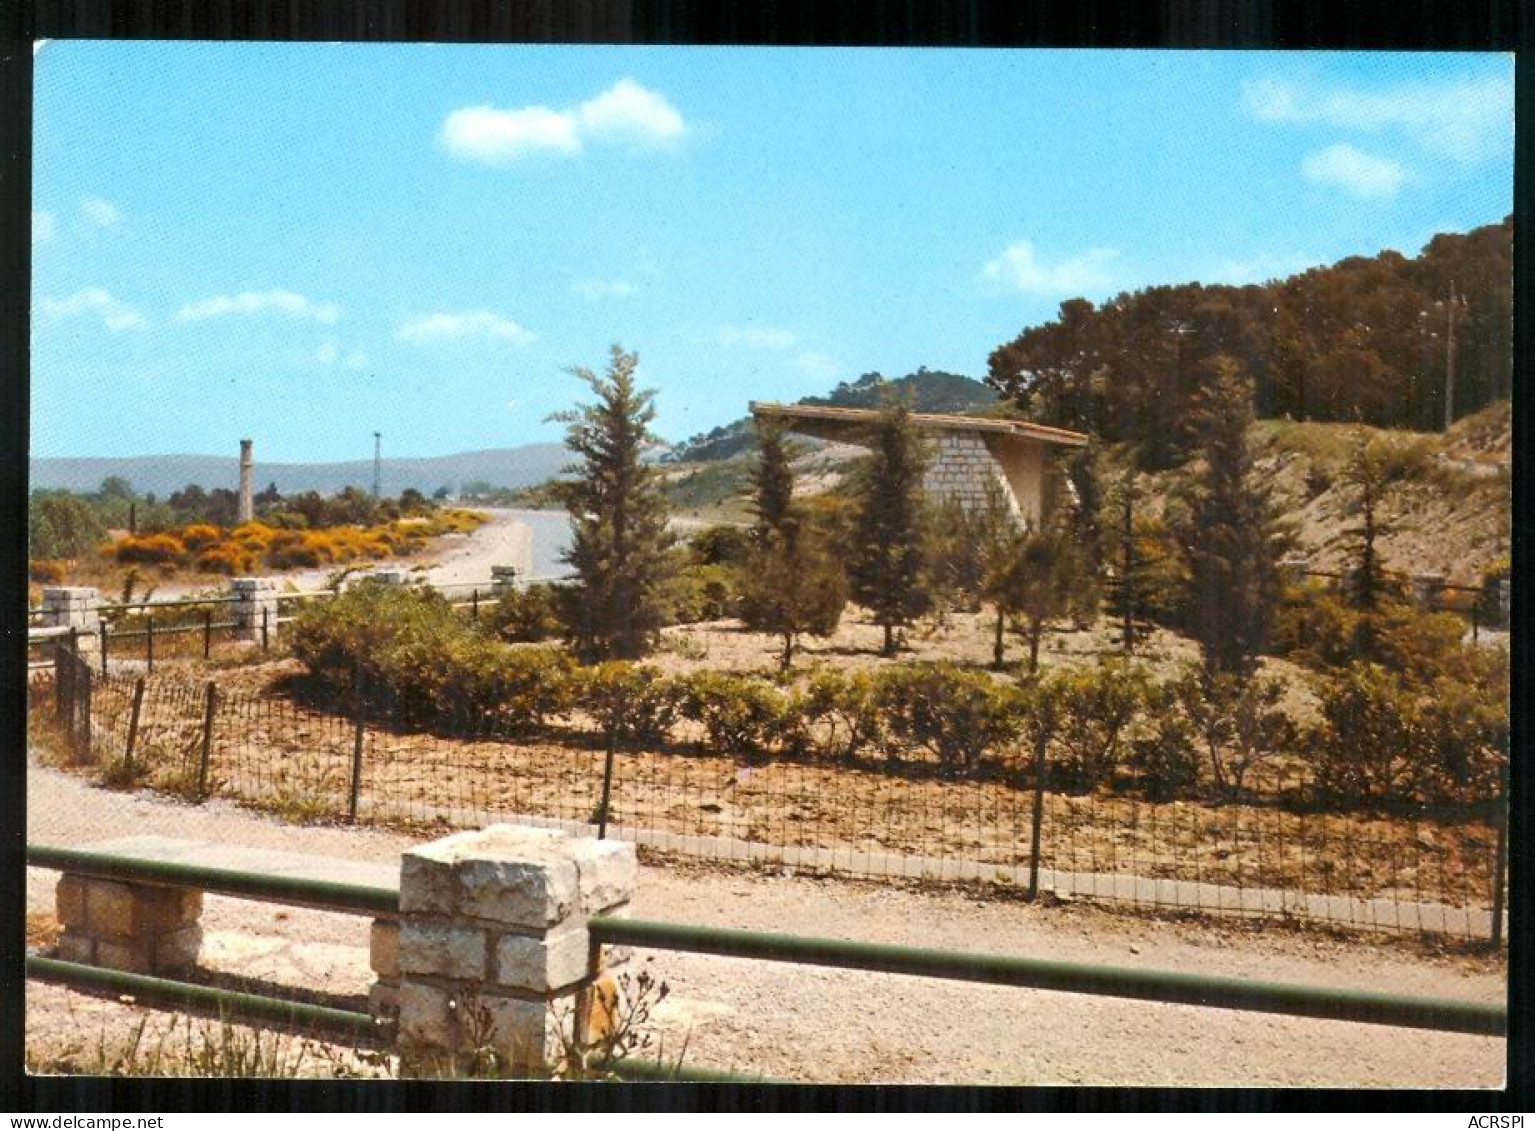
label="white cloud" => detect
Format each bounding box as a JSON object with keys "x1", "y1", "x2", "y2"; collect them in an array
[
  {"x1": 175, "y1": 290, "x2": 342, "y2": 324},
  {"x1": 982, "y1": 240, "x2": 1119, "y2": 297},
  {"x1": 344, "y1": 349, "x2": 368, "y2": 371},
  {"x1": 32, "y1": 211, "x2": 55, "y2": 243},
  {"x1": 716, "y1": 324, "x2": 797, "y2": 351},
  {"x1": 1301, "y1": 143, "x2": 1405, "y2": 201},
  {"x1": 1242, "y1": 74, "x2": 1512, "y2": 161},
  {"x1": 80, "y1": 197, "x2": 123, "y2": 227},
  {"x1": 575, "y1": 78, "x2": 686, "y2": 147},
  {"x1": 39, "y1": 287, "x2": 147, "y2": 332},
  {"x1": 397, "y1": 310, "x2": 536, "y2": 346},
  {"x1": 573, "y1": 278, "x2": 637, "y2": 300},
  {"x1": 440, "y1": 78, "x2": 685, "y2": 164},
  {"x1": 792, "y1": 351, "x2": 840, "y2": 381},
  {"x1": 315, "y1": 339, "x2": 340, "y2": 365}
]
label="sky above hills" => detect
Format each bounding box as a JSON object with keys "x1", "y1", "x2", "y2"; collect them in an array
[{"x1": 32, "y1": 45, "x2": 1512, "y2": 461}]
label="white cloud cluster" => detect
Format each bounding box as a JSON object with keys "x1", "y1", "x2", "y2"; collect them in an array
[
  {"x1": 981, "y1": 240, "x2": 1119, "y2": 297},
  {"x1": 1301, "y1": 143, "x2": 1405, "y2": 201},
  {"x1": 175, "y1": 290, "x2": 342, "y2": 324},
  {"x1": 397, "y1": 310, "x2": 536, "y2": 346},
  {"x1": 440, "y1": 78, "x2": 686, "y2": 164},
  {"x1": 572, "y1": 278, "x2": 637, "y2": 300},
  {"x1": 80, "y1": 197, "x2": 123, "y2": 227},
  {"x1": 32, "y1": 211, "x2": 55, "y2": 243},
  {"x1": 39, "y1": 287, "x2": 147, "y2": 332},
  {"x1": 1243, "y1": 74, "x2": 1513, "y2": 161},
  {"x1": 792, "y1": 351, "x2": 839, "y2": 381},
  {"x1": 715, "y1": 324, "x2": 797, "y2": 351},
  {"x1": 316, "y1": 339, "x2": 369, "y2": 370}
]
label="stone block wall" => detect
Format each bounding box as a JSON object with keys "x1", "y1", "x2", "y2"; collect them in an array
[
  {"x1": 229, "y1": 577, "x2": 278, "y2": 641},
  {"x1": 54, "y1": 875, "x2": 202, "y2": 975},
  {"x1": 393, "y1": 824, "x2": 636, "y2": 1076},
  {"x1": 41, "y1": 587, "x2": 101, "y2": 631},
  {"x1": 922, "y1": 431, "x2": 1021, "y2": 521}
]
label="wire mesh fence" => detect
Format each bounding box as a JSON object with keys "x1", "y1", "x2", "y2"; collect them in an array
[{"x1": 27, "y1": 641, "x2": 1508, "y2": 942}]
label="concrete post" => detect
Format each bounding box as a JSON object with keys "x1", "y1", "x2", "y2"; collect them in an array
[
  {"x1": 238, "y1": 439, "x2": 254, "y2": 524},
  {"x1": 54, "y1": 874, "x2": 203, "y2": 975},
  {"x1": 393, "y1": 824, "x2": 635, "y2": 1077},
  {"x1": 229, "y1": 577, "x2": 278, "y2": 642},
  {"x1": 41, "y1": 587, "x2": 101, "y2": 632}
]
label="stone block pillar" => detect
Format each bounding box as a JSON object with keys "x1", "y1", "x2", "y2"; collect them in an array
[
  {"x1": 229, "y1": 577, "x2": 278, "y2": 642},
  {"x1": 1411, "y1": 573, "x2": 1446, "y2": 610},
  {"x1": 393, "y1": 824, "x2": 636, "y2": 1077},
  {"x1": 54, "y1": 875, "x2": 202, "y2": 975},
  {"x1": 490, "y1": 565, "x2": 520, "y2": 596},
  {"x1": 41, "y1": 587, "x2": 101, "y2": 632},
  {"x1": 368, "y1": 568, "x2": 407, "y2": 586},
  {"x1": 1497, "y1": 579, "x2": 1510, "y2": 628}
]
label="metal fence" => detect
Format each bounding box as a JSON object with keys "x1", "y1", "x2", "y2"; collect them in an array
[{"x1": 29, "y1": 638, "x2": 1510, "y2": 942}]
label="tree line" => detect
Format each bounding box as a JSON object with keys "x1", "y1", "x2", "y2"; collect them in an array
[{"x1": 986, "y1": 217, "x2": 1512, "y2": 469}]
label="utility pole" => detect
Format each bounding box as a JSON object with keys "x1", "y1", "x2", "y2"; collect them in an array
[
  {"x1": 1443, "y1": 280, "x2": 1459, "y2": 432},
  {"x1": 372, "y1": 431, "x2": 382, "y2": 499}
]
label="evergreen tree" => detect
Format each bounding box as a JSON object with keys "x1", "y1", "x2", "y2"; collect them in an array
[
  {"x1": 1342, "y1": 434, "x2": 1392, "y2": 612},
  {"x1": 552, "y1": 345, "x2": 673, "y2": 661},
  {"x1": 1178, "y1": 360, "x2": 1280, "y2": 676},
  {"x1": 739, "y1": 420, "x2": 847, "y2": 668},
  {"x1": 993, "y1": 525, "x2": 1094, "y2": 672},
  {"x1": 849, "y1": 401, "x2": 931, "y2": 655}
]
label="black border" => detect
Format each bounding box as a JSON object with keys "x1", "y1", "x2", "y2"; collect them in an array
[{"x1": 2, "y1": 0, "x2": 1528, "y2": 1114}]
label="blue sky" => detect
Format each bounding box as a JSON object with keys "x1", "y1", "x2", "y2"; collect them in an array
[{"x1": 32, "y1": 45, "x2": 1512, "y2": 461}]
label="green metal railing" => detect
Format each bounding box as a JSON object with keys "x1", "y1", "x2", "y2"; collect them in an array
[
  {"x1": 27, "y1": 845, "x2": 399, "y2": 917},
  {"x1": 27, "y1": 956, "x2": 386, "y2": 1042},
  {"x1": 588, "y1": 916, "x2": 1506, "y2": 1038}
]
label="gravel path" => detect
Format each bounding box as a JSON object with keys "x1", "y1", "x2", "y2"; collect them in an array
[{"x1": 25, "y1": 762, "x2": 1506, "y2": 1087}]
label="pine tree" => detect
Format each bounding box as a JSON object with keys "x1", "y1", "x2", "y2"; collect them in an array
[
  {"x1": 552, "y1": 345, "x2": 673, "y2": 661},
  {"x1": 849, "y1": 401, "x2": 931, "y2": 655},
  {"x1": 1179, "y1": 359, "x2": 1280, "y2": 676},
  {"x1": 739, "y1": 420, "x2": 846, "y2": 668},
  {"x1": 1342, "y1": 434, "x2": 1392, "y2": 612},
  {"x1": 993, "y1": 524, "x2": 1094, "y2": 672}
]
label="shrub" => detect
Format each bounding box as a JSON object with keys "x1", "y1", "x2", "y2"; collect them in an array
[
  {"x1": 28, "y1": 559, "x2": 67, "y2": 583},
  {"x1": 799, "y1": 669, "x2": 882, "y2": 762},
  {"x1": 265, "y1": 530, "x2": 331, "y2": 569},
  {"x1": 875, "y1": 663, "x2": 1022, "y2": 774},
  {"x1": 575, "y1": 663, "x2": 681, "y2": 746},
  {"x1": 193, "y1": 542, "x2": 256, "y2": 576},
  {"x1": 1175, "y1": 667, "x2": 1295, "y2": 796},
  {"x1": 180, "y1": 524, "x2": 222, "y2": 552},
  {"x1": 1126, "y1": 699, "x2": 1202, "y2": 801},
  {"x1": 1050, "y1": 660, "x2": 1149, "y2": 790},
  {"x1": 676, "y1": 671, "x2": 788, "y2": 756},
  {"x1": 230, "y1": 521, "x2": 276, "y2": 551},
  {"x1": 441, "y1": 645, "x2": 575, "y2": 733},
  {"x1": 114, "y1": 533, "x2": 186, "y2": 566},
  {"x1": 488, "y1": 584, "x2": 568, "y2": 643},
  {"x1": 663, "y1": 562, "x2": 738, "y2": 625}
]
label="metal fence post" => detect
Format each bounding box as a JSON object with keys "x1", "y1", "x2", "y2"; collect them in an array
[
  {"x1": 75, "y1": 654, "x2": 93, "y2": 763},
  {"x1": 203, "y1": 608, "x2": 213, "y2": 659},
  {"x1": 261, "y1": 606, "x2": 269, "y2": 651},
  {"x1": 347, "y1": 673, "x2": 366, "y2": 824},
  {"x1": 1026, "y1": 734, "x2": 1047, "y2": 902},
  {"x1": 471, "y1": 588, "x2": 479, "y2": 620},
  {"x1": 196, "y1": 681, "x2": 217, "y2": 800},
  {"x1": 597, "y1": 719, "x2": 618, "y2": 840},
  {"x1": 99, "y1": 621, "x2": 108, "y2": 675},
  {"x1": 124, "y1": 676, "x2": 146, "y2": 778},
  {"x1": 146, "y1": 615, "x2": 155, "y2": 673},
  {"x1": 54, "y1": 633, "x2": 71, "y2": 720},
  {"x1": 1491, "y1": 760, "x2": 1509, "y2": 948}
]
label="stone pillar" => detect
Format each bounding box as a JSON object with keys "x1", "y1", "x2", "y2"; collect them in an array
[
  {"x1": 238, "y1": 439, "x2": 254, "y2": 524},
  {"x1": 229, "y1": 577, "x2": 278, "y2": 641},
  {"x1": 1498, "y1": 579, "x2": 1510, "y2": 627},
  {"x1": 393, "y1": 824, "x2": 636, "y2": 1077},
  {"x1": 1411, "y1": 573, "x2": 1446, "y2": 610},
  {"x1": 41, "y1": 587, "x2": 101, "y2": 632},
  {"x1": 490, "y1": 565, "x2": 520, "y2": 596},
  {"x1": 368, "y1": 568, "x2": 407, "y2": 586},
  {"x1": 54, "y1": 874, "x2": 202, "y2": 975}
]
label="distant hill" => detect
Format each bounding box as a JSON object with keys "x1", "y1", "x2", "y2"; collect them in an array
[
  {"x1": 31, "y1": 444, "x2": 570, "y2": 499},
  {"x1": 668, "y1": 367, "x2": 996, "y2": 463}
]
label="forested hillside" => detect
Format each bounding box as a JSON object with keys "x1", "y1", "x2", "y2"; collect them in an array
[{"x1": 987, "y1": 217, "x2": 1512, "y2": 469}]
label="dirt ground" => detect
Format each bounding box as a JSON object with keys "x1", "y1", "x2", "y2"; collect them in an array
[{"x1": 24, "y1": 760, "x2": 1506, "y2": 1086}]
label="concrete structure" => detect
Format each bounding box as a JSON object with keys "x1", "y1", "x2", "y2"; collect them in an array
[
  {"x1": 237, "y1": 439, "x2": 254, "y2": 524},
  {"x1": 750, "y1": 402, "x2": 1089, "y2": 529},
  {"x1": 394, "y1": 824, "x2": 635, "y2": 1076},
  {"x1": 40, "y1": 587, "x2": 101, "y2": 632},
  {"x1": 228, "y1": 577, "x2": 278, "y2": 641}
]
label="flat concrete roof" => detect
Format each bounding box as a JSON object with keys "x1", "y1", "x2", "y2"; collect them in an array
[{"x1": 749, "y1": 401, "x2": 1090, "y2": 447}]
